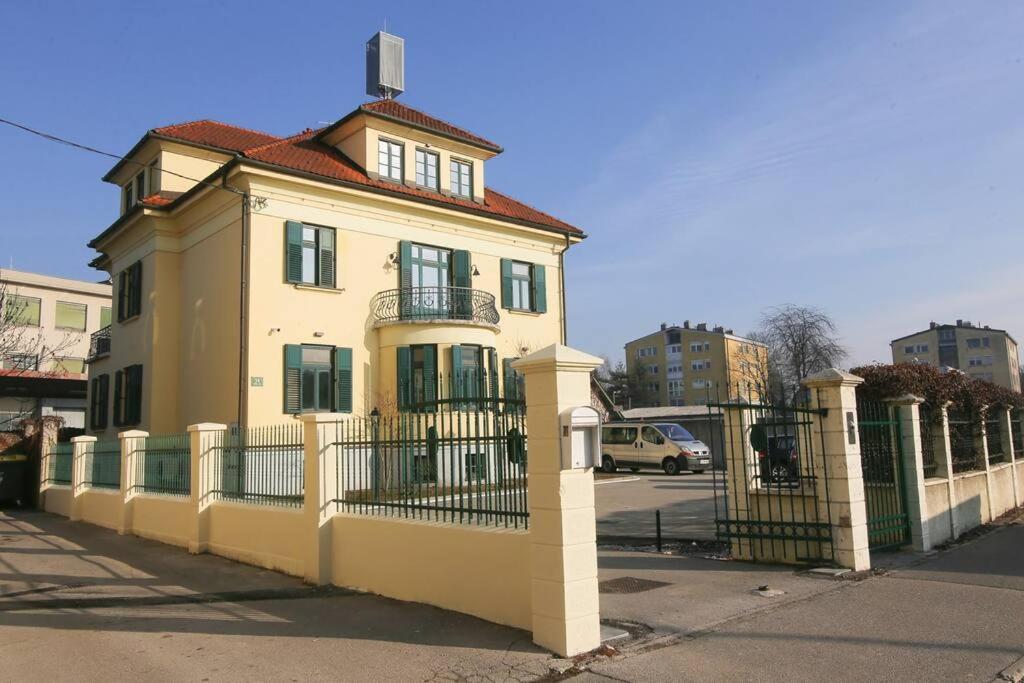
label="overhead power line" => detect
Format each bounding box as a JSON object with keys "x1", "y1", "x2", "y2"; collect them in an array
[{"x1": 0, "y1": 116, "x2": 249, "y2": 198}]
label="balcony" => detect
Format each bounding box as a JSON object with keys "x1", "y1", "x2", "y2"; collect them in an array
[
  {"x1": 87, "y1": 325, "x2": 111, "y2": 362},
  {"x1": 370, "y1": 287, "x2": 500, "y2": 328}
]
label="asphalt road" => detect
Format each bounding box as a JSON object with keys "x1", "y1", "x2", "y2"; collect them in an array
[{"x1": 595, "y1": 471, "x2": 719, "y2": 542}]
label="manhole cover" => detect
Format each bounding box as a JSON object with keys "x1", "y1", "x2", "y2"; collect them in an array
[{"x1": 598, "y1": 577, "x2": 671, "y2": 594}]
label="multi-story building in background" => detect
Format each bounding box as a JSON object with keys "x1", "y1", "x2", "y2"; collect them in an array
[
  {"x1": 891, "y1": 320, "x2": 1021, "y2": 391},
  {"x1": 0, "y1": 269, "x2": 112, "y2": 428},
  {"x1": 623, "y1": 321, "x2": 768, "y2": 407}
]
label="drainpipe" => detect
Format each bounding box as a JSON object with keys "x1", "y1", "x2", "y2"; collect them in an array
[
  {"x1": 224, "y1": 167, "x2": 251, "y2": 430},
  {"x1": 560, "y1": 233, "x2": 570, "y2": 345}
]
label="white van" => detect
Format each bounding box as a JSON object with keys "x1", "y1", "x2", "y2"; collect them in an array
[{"x1": 601, "y1": 422, "x2": 712, "y2": 475}]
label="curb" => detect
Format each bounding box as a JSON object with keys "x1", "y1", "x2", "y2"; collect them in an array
[{"x1": 997, "y1": 655, "x2": 1024, "y2": 683}]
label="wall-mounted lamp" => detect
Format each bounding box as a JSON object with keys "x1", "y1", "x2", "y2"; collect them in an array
[
  {"x1": 388, "y1": 252, "x2": 399, "y2": 265},
  {"x1": 313, "y1": 331, "x2": 325, "y2": 338},
  {"x1": 268, "y1": 327, "x2": 281, "y2": 335},
  {"x1": 472, "y1": 265, "x2": 481, "y2": 276}
]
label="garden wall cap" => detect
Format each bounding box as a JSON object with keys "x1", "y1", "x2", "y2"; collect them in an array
[
  {"x1": 511, "y1": 344, "x2": 603, "y2": 373},
  {"x1": 801, "y1": 368, "x2": 865, "y2": 387},
  {"x1": 884, "y1": 394, "x2": 925, "y2": 405}
]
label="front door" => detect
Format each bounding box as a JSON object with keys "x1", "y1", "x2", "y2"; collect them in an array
[{"x1": 410, "y1": 244, "x2": 451, "y2": 317}]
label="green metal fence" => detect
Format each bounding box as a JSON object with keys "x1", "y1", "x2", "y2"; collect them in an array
[
  {"x1": 918, "y1": 403, "x2": 938, "y2": 478},
  {"x1": 857, "y1": 398, "x2": 911, "y2": 551},
  {"x1": 85, "y1": 439, "x2": 121, "y2": 489},
  {"x1": 136, "y1": 433, "x2": 191, "y2": 496},
  {"x1": 948, "y1": 412, "x2": 979, "y2": 473},
  {"x1": 329, "y1": 374, "x2": 529, "y2": 529},
  {"x1": 47, "y1": 442, "x2": 73, "y2": 485},
  {"x1": 209, "y1": 424, "x2": 303, "y2": 507},
  {"x1": 986, "y1": 416, "x2": 1005, "y2": 465}
]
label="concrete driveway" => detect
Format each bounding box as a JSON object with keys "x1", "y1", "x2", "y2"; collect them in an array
[{"x1": 595, "y1": 471, "x2": 719, "y2": 542}]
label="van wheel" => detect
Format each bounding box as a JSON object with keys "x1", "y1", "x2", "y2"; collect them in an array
[
  {"x1": 662, "y1": 458, "x2": 680, "y2": 476},
  {"x1": 601, "y1": 455, "x2": 617, "y2": 473}
]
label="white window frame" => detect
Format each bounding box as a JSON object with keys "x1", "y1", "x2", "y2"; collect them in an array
[{"x1": 378, "y1": 138, "x2": 403, "y2": 182}]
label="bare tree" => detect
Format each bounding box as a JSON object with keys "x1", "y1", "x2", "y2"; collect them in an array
[{"x1": 756, "y1": 304, "x2": 847, "y2": 403}]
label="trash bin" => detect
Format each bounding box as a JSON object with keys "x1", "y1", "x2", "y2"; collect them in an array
[{"x1": 0, "y1": 454, "x2": 30, "y2": 507}]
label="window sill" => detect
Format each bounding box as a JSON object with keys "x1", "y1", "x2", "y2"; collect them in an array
[
  {"x1": 118, "y1": 315, "x2": 141, "y2": 326},
  {"x1": 292, "y1": 284, "x2": 344, "y2": 294},
  {"x1": 55, "y1": 327, "x2": 87, "y2": 333},
  {"x1": 504, "y1": 308, "x2": 543, "y2": 317}
]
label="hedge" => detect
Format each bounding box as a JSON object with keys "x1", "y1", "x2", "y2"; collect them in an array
[{"x1": 850, "y1": 363, "x2": 1024, "y2": 414}]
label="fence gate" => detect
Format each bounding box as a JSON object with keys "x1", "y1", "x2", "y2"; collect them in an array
[
  {"x1": 709, "y1": 400, "x2": 835, "y2": 565},
  {"x1": 856, "y1": 399, "x2": 911, "y2": 551}
]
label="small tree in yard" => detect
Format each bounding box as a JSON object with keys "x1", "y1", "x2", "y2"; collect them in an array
[
  {"x1": 596, "y1": 359, "x2": 649, "y2": 409},
  {"x1": 756, "y1": 304, "x2": 848, "y2": 403}
]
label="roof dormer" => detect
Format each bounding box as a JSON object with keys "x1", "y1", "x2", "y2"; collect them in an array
[{"x1": 316, "y1": 100, "x2": 502, "y2": 205}]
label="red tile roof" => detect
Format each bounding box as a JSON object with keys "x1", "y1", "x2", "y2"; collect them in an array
[
  {"x1": 358, "y1": 100, "x2": 502, "y2": 151},
  {"x1": 139, "y1": 191, "x2": 182, "y2": 207},
  {"x1": 137, "y1": 112, "x2": 581, "y2": 235},
  {"x1": 0, "y1": 369, "x2": 86, "y2": 380},
  {"x1": 152, "y1": 120, "x2": 279, "y2": 152}
]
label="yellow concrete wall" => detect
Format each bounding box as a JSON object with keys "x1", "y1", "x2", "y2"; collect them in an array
[
  {"x1": 42, "y1": 486, "x2": 72, "y2": 517},
  {"x1": 77, "y1": 489, "x2": 123, "y2": 531},
  {"x1": 205, "y1": 502, "x2": 306, "y2": 577},
  {"x1": 332, "y1": 514, "x2": 532, "y2": 630},
  {"x1": 130, "y1": 495, "x2": 193, "y2": 548}
]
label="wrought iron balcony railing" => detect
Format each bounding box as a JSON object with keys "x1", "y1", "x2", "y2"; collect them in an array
[
  {"x1": 87, "y1": 325, "x2": 111, "y2": 362},
  {"x1": 371, "y1": 286, "x2": 500, "y2": 327}
]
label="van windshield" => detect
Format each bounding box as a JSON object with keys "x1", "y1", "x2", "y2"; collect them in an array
[{"x1": 655, "y1": 423, "x2": 696, "y2": 442}]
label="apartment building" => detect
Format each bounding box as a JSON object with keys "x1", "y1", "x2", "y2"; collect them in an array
[
  {"x1": 1, "y1": 269, "x2": 112, "y2": 428},
  {"x1": 891, "y1": 320, "x2": 1021, "y2": 391},
  {"x1": 85, "y1": 63, "x2": 583, "y2": 434},
  {"x1": 624, "y1": 321, "x2": 768, "y2": 407}
]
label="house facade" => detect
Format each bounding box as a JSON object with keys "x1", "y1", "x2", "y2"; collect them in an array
[
  {"x1": 624, "y1": 321, "x2": 768, "y2": 407},
  {"x1": 1, "y1": 269, "x2": 112, "y2": 428},
  {"x1": 891, "y1": 320, "x2": 1021, "y2": 391},
  {"x1": 85, "y1": 100, "x2": 583, "y2": 434}
]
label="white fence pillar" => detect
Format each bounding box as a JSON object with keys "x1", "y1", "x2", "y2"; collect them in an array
[
  {"x1": 514, "y1": 345, "x2": 602, "y2": 657},
  {"x1": 999, "y1": 408, "x2": 1020, "y2": 507},
  {"x1": 885, "y1": 395, "x2": 931, "y2": 552},
  {"x1": 301, "y1": 414, "x2": 345, "y2": 586},
  {"x1": 119, "y1": 430, "x2": 148, "y2": 535},
  {"x1": 187, "y1": 423, "x2": 226, "y2": 554},
  {"x1": 69, "y1": 435, "x2": 96, "y2": 522},
  {"x1": 803, "y1": 369, "x2": 870, "y2": 571}
]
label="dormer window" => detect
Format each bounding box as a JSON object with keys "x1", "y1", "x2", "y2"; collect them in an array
[
  {"x1": 378, "y1": 138, "x2": 403, "y2": 182},
  {"x1": 122, "y1": 182, "x2": 135, "y2": 213},
  {"x1": 415, "y1": 149, "x2": 439, "y2": 191},
  {"x1": 450, "y1": 159, "x2": 472, "y2": 198}
]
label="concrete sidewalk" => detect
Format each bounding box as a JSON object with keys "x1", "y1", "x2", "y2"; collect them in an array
[
  {"x1": 589, "y1": 515, "x2": 1024, "y2": 682},
  {"x1": 0, "y1": 510, "x2": 553, "y2": 682}
]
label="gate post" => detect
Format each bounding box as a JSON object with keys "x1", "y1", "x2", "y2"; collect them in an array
[
  {"x1": 885, "y1": 395, "x2": 930, "y2": 552},
  {"x1": 997, "y1": 408, "x2": 1020, "y2": 507},
  {"x1": 118, "y1": 430, "x2": 148, "y2": 535},
  {"x1": 187, "y1": 423, "x2": 226, "y2": 554},
  {"x1": 69, "y1": 435, "x2": 96, "y2": 522},
  {"x1": 803, "y1": 369, "x2": 870, "y2": 571},
  {"x1": 300, "y1": 414, "x2": 344, "y2": 586},
  {"x1": 513, "y1": 344, "x2": 602, "y2": 657}
]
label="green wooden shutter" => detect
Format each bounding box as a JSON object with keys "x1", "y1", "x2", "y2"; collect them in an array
[
  {"x1": 285, "y1": 221, "x2": 304, "y2": 283},
  {"x1": 319, "y1": 228, "x2": 336, "y2": 288},
  {"x1": 423, "y1": 345, "x2": 437, "y2": 404},
  {"x1": 333, "y1": 347, "x2": 352, "y2": 413},
  {"x1": 399, "y1": 240, "x2": 413, "y2": 318},
  {"x1": 531, "y1": 264, "x2": 547, "y2": 313},
  {"x1": 128, "y1": 365, "x2": 143, "y2": 424},
  {"x1": 283, "y1": 344, "x2": 302, "y2": 414},
  {"x1": 487, "y1": 347, "x2": 499, "y2": 400},
  {"x1": 452, "y1": 250, "x2": 471, "y2": 318},
  {"x1": 450, "y1": 345, "x2": 464, "y2": 401},
  {"x1": 129, "y1": 262, "x2": 143, "y2": 317},
  {"x1": 500, "y1": 259, "x2": 513, "y2": 309},
  {"x1": 397, "y1": 346, "x2": 412, "y2": 409},
  {"x1": 113, "y1": 369, "x2": 124, "y2": 426}
]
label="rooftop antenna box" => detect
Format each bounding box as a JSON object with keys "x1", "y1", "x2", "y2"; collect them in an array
[{"x1": 366, "y1": 31, "x2": 404, "y2": 99}]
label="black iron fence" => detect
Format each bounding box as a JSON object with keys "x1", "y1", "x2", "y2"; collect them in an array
[
  {"x1": 370, "y1": 286, "x2": 500, "y2": 326},
  {"x1": 947, "y1": 411, "x2": 979, "y2": 473},
  {"x1": 985, "y1": 415, "x2": 1005, "y2": 465},
  {"x1": 208, "y1": 424, "x2": 304, "y2": 508},
  {"x1": 87, "y1": 325, "x2": 111, "y2": 361},
  {"x1": 918, "y1": 403, "x2": 938, "y2": 478},
  {"x1": 327, "y1": 377, "x2": 528, "y2": 529}
]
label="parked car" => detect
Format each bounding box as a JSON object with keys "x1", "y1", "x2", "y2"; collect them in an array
[
  {"x1": 757, "y1": 434, "x2": 799, "y2": 484},
  {"x1": 601, "y1": 422, "x2": 712, "y2": 475}
]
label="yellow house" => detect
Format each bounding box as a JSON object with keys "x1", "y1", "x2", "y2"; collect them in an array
[
  {"x1": 624, "y1": 322, "x2": 768, "y2": 407},
  {"x1": 85, "y1": 99, "x2": 584, "y2": 434}
]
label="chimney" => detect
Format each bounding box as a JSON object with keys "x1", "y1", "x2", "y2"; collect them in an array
[
  {"x1": 956, "y1": 319, "x2": 963, "y2": 327},
  {"x1": 660, "y1": 322, "x2": 667, "y2": 331},
  {"x1": 696, "y1": 322, "x2": 707, "y2": 331},
  {"x1": 929, "y1": 322, "x2": 937, "y2": 329},
  {"x1": 725, "y1": 328, "x2": 734, "y2": 335},
  {"x1": 713, "y1": 325, "x2": 724, "y2": 334},
  {"x1": 683, "y1": 320, "x2": 690, "y2": 329}
]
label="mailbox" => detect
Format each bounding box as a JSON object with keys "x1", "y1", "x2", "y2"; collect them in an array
[{"x1": 559, "y1": 406, "x2": 602, "y2": 470}]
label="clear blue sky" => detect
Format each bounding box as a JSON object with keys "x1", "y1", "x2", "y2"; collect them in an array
[{"x1": 1, "y1": 1, "x2": 1022, "y2": 367}]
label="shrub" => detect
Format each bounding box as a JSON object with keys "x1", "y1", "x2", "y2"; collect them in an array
[{"x1": 850, "y1": 363, "x2": 1024, "y2": 415}]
